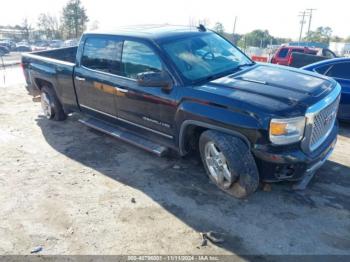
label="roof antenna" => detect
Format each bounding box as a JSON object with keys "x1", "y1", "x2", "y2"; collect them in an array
[{"x1": 197, "y1": 24, "x2": 206, "y2": 32}]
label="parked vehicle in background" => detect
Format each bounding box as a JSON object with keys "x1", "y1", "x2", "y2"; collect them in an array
[
  {"x1": 16, "y1": 40, "x2": 30, "y2": 46},
  {"x1": 31, "y1": 40, "x2": 49, "y2": 51},
  {"x1": 49, "y1": 40, "x2": 64, "y2": 49},
  {"x1": 288, "y1": 52, "x2": 331, "y2": 68},
  {"x1": 22, "y1": 25, "x2": 341, "y2": 197},
  {"x1": 271, "y1": 46, "x2": 316, "y2": 65},
  {"x1": 63, "y1": 39, "x2": 79, "y2": 47},
  {"x1": 302, "y1": 57, "x2": 350, "y2": 121},
  {"x1": 15, "y1": 45, "x2": 32, "y2": 52},
  {"x1": 0, "y1": 39, "x2": 16, "y2": 51},
  {"x1": 0, "y1": 45, "x2": 10, "y2": 56},
  {"x1": 271, "y1": 45, "x2": 336, "y2": 67}
]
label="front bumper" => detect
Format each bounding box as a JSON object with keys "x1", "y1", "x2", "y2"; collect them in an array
[{"x1": 252, "y1": 123, "x2": 338, "y2": 182}]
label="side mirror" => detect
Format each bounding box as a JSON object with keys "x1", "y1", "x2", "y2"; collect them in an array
[{"x1": 137, "y1": 71, "x2": 172, "y2": 91}]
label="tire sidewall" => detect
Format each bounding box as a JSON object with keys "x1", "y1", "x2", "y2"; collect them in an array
[
  {"x1": 199, "y1": 130, "x2": 259, "y2": 198},
  {"x1": 41, "y1": 86, "x2": 66, "y2": 121},
  {"x1": 199, "y1": 133, "x2": 239, "y2": 189},
  {"x1": 41, "y1": 87, "x2": 55, "y2": 119}
]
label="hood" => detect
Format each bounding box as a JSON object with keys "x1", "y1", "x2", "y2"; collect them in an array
[{"x1": 194, "y1": 64, "x2": 334, "y2": 117}]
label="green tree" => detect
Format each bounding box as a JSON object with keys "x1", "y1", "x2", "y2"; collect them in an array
[
  {"x1": 211, "y1": 22, "x2": 240, "y2": 44},
  {"x1": 212, "y1": 22, "x2": 225, "y2": 35},
  {"x1": 305, "y1": 26, "x2": 333, "y2": 44},
  {"x1": 331, "y1": 36, "x2": 344, "y2": 42},
  {"x1": 61, "y1": 0, "x2": 88, "y2": 39},
  {"x1": 274, "y1": 37, "x2": 292, "y2": 45},
  {"x1": 237, "y1": 29, "x2": 292, "y2": 48},
  {"x1": 37, "y1": 13, "x2": 61, "y2": 40},
  {"x1": 237, "y1": 30, "x2": 273, "y2": 48}
]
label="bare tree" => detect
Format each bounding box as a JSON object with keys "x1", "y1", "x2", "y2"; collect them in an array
[
  {"x1": 213, "y1": 22, "x2": 225, "y2": 35},
  {"x1": 21, "y1": 18, "x2": 32, "y2": 41},
  {"x1": 37, "y1": 13, "x2": 61, "y2": 40}
]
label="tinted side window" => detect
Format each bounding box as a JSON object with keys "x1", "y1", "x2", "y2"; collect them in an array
[
  {"x1": 291, "y1": 49, "x2": 304, "y2": 54},
  {"x1": 81, "y1": 38, "x2": 122, "y2": 74},
  {"x1": 323, "y1": 50, "x2": 335, "y2": 58},
  {"x1": 314, "y1": 65, "x2": 331, "y2": 74},
  {"x1": 326, "y1": 63, "x2": 350, "y2": 79},
  {"x1": 308, "y1": 50, "x2": 317, "y2": 55},
  {"x1": 278, "y1": 48, "x2": 289, "y2": 58},
  {"x1": 122, "y1": 41, "x2": 162, "y2": 79}
]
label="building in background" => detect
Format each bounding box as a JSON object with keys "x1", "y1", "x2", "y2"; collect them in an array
[
  {"x1": 0, "y1": 28, "x2": 23, "y2": 40},
  {"x1": 329, "y1": 42, "x2": 350, "y2": 57},
  {"x1": 287, "y1": 42, "x2": 328, "y2": 49}
]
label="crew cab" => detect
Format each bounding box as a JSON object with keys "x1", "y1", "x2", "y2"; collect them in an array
[{"x1": 22, "y1": 25, "x2": 341, "y2": 198}]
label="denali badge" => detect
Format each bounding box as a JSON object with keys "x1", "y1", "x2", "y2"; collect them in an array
[{"x1": 142, "y1": 116, "x2": 170, "y2": 128}]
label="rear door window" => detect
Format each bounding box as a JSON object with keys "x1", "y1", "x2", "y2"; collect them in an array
[
  {"x1": 81, "y1": 37, "x2": 123, "y2": 75},
  {"x1": 326, "y1": 62, "x2": 350, "y2": 79},
  {"x1": 277, "y1": 48, "x2": 289, "y2": 58}
]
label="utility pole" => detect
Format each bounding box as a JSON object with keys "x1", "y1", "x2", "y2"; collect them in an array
[
  {"x1": 306, "y1": 8, "x2": 316, "y2": 40},
  {"x1": 298, "y1": 11, "x2": 307, "y2": 45},
  {"x1": 232, "y1": 16, "x2": 237, "y2": 44}
]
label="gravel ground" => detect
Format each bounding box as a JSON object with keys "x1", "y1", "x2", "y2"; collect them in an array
[{"x1": 0, "y1": 67, "x2": 349, "y2": 256}]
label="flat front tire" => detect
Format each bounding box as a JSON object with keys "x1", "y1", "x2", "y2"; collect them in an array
[{"x1": 199, "y1": 130, "x2": 259, "y2": 198}]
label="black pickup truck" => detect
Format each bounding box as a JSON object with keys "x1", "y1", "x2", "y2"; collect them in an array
[{"x1": 22, "y1": 25, "x2": 341, "y2": 198}]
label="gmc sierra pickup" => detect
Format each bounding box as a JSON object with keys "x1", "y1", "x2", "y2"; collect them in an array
[{"x1": 22, "y1": 25, "x2": 341, "y2": 198}]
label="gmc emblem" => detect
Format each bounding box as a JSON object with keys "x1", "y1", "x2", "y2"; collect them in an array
[{"x1": 324, "y1": 110, "x2": 336, "y2": 126}]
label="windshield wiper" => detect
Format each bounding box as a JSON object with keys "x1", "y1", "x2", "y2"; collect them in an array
[{"x1": 204, "y1": 68, "x2": 240, "y2": 82}]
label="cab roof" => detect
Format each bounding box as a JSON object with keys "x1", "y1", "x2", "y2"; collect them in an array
[{"x1": 84, "y1": 24, "x2": 211, "y2": 43}]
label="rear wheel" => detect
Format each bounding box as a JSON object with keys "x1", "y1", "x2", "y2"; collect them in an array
[
  {"x1": 40, "y1": 86, "x2": 66, "y2": 121},
  {"x1": 199, "y1": 130, "x2": 259, "y2": 198}
]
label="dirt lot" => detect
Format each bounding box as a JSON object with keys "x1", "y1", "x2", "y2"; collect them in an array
[
  {"x1": 0, "y1": 66, "x2": 350, "y2": 256},
  {"x1": 1, "y1": 52, "x2": 21, "y2": 66}
]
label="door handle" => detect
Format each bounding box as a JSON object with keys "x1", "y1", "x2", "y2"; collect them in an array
[
  {"x1": 116, "y1": 87, "x2": 128, "y2": 93},
  {"x1": 75, "y1": 76, "x2": 86, "y2": 81}
]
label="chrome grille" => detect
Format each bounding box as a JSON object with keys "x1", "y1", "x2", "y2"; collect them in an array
[
  {"x1": 309, "y1": 96, "x2": 340, "y2": 150},
  {"x1": 300, "y1": 84, "x2": 340, "y2": 153}
]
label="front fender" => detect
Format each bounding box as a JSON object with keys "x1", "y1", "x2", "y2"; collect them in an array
[{"x1": 175, "y1": 101, "x2": 263, "y2": 155}]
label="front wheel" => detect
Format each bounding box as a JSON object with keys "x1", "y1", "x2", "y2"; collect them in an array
[{"x1": 199, "y1": 130, "x2": 259, "y2": 198}]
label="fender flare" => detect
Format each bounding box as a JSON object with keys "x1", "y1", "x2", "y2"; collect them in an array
[{"x1": 178, "y1": 120, "x2": 251, "y2": 156}]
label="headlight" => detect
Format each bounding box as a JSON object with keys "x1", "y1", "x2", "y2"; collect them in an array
[{"x1": 269, "y1": 117, "x2": 306, "y2": 145}]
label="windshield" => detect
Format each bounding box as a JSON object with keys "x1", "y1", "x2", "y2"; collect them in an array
[{"x1": 162, "y1": 33, "x2": 252, "y2": 83}]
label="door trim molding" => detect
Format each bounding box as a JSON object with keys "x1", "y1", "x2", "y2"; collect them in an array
[{"x1": 80, "y1": 104, "x2": 174, "y2": 139}]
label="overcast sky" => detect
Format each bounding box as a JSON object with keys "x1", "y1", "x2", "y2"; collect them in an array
[{"x1": 1, "y1": 0, "x2": 349, "y2": 40}]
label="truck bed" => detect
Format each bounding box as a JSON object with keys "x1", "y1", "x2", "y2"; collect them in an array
[
  {"x1": 21, "y1": 46, "x2": 78, "y2": 113},
  {"x1": 30, "y1": 46, "x2": 78, "y2": 63},
  {"x1": 289, "y1": 52, "x2": 330, "y2": 68}
]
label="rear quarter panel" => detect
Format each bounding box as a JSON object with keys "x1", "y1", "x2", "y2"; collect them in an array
[{"x1": 21, "y1": 53, "x2": 78, "y2": 112}]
